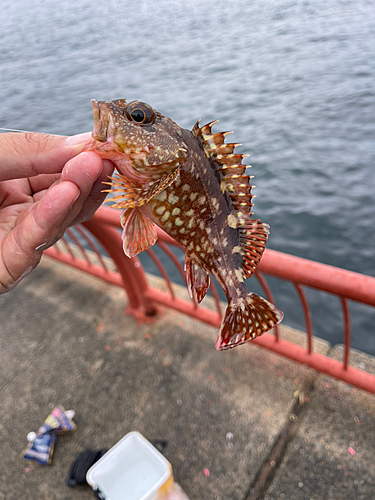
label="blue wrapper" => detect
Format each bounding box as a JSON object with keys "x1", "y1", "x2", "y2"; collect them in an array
[{"x1": 23, "y1": 406, "x2": 76, "y2": 465}]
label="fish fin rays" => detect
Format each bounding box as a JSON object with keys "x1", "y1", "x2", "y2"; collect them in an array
[
  {"x1": 193, "y1": 120, "x2": 269, "y2": 280},
  {"x1": 239, "y1": 220, "x2": 269, "y2": 279},
  {"x1": 216, "y1": 293, "x2": 283, "y2": 351},
  {"x1": 121, "y1": 208, "x2": 158, "y2": 258},
  {"x1": 192, "y1": 120, "x2": 255, "y2": 217},
  {"x1": 105, "y1": 168, "x2": 180, "y2": 209},
  {"x1": 185, "y1": 256, "x2": 210, "y2": 303}
]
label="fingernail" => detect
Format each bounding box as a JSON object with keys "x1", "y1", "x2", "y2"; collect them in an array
[
  {"x1": 66, "y1": 132, "x2": 92, "y2": 146},
  {"x1": 35, "y1": 242, "x2": 48, "y2": 252}
]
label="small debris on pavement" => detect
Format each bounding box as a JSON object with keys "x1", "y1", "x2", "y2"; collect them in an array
[{"x1": 22, "y1": 406, "x2": 76, "y2": 465}]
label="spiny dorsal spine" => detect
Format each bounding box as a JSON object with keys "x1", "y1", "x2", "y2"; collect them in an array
[
  {"x1": 193, "y1": 119, "x2": 268, "y2": 278},
  {"x1": 192, "y1": 119, "x2": 256, "y2": 221}
]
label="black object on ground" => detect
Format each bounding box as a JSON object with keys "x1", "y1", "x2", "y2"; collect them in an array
[
  {"x1": 150, "y1": 439, "x2": 168, "y2": 455},
  {"x1": 67, "y1": 449, "x2": 108, "y2": 487}
]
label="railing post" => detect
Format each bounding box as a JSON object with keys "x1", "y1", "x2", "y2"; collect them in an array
[{"x1": 83, "y1": 219, "x2": 157, "y2": 320}]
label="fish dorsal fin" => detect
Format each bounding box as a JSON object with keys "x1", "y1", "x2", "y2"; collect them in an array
[
  {"x1": 192, "y1": 120, "x2": 268, "y2": 278},
  {"x1": 120, "y1": 208, "x2": 158, "y2": 258},
  {"x1": 239, "y1": 220, "x2": 269, "y2": 279},
  {"x1": 191, "y1": 120, "x2": 251, "y2": 210},
  {"x1": 103, "y1": 168, "x2": 179, "y2": 209}
]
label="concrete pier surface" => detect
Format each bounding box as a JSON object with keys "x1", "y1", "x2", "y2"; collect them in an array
[{"x1": 0, "y1": 257, "x2": 374, "y2": 500}]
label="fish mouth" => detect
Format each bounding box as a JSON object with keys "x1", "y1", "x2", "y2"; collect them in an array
[
  {"x1": 87, "y1": 99, "x2": 150, "y2": 182},
  {"x1": 91, "y1": 99, "x2": 111, "y2": 142}
]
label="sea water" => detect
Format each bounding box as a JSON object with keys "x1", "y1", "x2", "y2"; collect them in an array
[{"x1": 1, "y1": 0, "x2": 374, "y2": 353}]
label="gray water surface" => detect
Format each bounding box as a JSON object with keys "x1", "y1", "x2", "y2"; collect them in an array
[{"x1": 1, "y1": 0, "x2": 374, "y2": 353}]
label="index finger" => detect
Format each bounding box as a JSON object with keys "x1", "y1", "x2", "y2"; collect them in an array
[{"x1": 0, "y1": 131, "x2": 92, "y2": 181}]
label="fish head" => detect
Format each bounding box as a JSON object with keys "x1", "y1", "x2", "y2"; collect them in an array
[{"x1": 85, "y1": 99, "x2": 187, "y2": 182}]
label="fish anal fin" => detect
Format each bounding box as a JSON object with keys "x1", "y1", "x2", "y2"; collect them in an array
[
  {"x1": 216, "y1": 293, "x2": 283, "y2": 351},
  {"x1": 107, "y1": 168, "x2": 179, "y2": 210},
  {"x1": 185, "y1": 256, "x2": 210, "y2": 303},
  {"x1": 121, "y1": 208, "x2": 158, "y2": 258},
  {"x1": 239, "y1": 220, "x2": 269, "y2": 279}
]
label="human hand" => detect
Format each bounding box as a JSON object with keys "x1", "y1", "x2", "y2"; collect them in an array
[{"x1": 0, "y1": 132, "x2": 114, "y2": 293}]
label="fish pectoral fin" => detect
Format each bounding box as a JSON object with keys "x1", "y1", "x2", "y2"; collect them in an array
[
  {"x1": 184, "y1": 256, "x2": 210, "y2": 304},
  {"x1": 216, "y1": 293, "x2": 283, "y2": 351},
  {"x1": 121, "y1": 208, "x2": 158, "y2": 258},
  {"x1": 239, "y1": 220, "x2": 269, "y2": 279},
  {"x1": 105, "y1": 168, "x2": 180, "y2": 209}
]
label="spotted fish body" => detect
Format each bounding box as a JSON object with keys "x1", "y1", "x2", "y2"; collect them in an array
[{"x1": 84, "y1": 99, "x2": 283, "y2": 350}]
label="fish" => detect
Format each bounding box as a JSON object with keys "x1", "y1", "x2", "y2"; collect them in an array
[{"x1": 84, "y1": 98, "x2": 283, "y2": 350}]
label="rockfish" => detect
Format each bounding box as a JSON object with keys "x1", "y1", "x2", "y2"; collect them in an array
[{"x1": 84, "y1": 99, "x2": 283, "y2": 350}]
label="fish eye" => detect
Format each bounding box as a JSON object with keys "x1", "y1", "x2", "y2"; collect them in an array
[
  {"x1": 130, "y1": 108, "x2": 146, "y2": 123},
  {"x1": 126, "y1": 101, "x2": 155, "y2": 125}
]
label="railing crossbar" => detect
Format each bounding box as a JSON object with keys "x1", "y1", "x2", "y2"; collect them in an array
[{"x1": 43, "y1": 207, "x2": 375, "y2": 394}]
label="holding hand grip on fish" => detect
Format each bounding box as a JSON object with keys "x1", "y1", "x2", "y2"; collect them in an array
[
  {"x1": 84, "y1": 99, "x2": 283, "y2": 350},
  {"x1": 0, "y1": 132, "x2": 114, "y2": 294}
]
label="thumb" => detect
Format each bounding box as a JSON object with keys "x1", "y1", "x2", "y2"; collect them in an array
[{"x1": 0, "y1": 132, "x2": 92, "y2": 181}]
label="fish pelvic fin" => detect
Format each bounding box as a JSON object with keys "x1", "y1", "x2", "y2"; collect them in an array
[
  {"x1": 215, "y1": 293, "x2": 283, "y2": 351},
  {"x1": 121, "y1": 208, "x2": 158, "y2": 258},
  {"x1": 185, "y1": 256, "x2": 210, "y2": 303}
]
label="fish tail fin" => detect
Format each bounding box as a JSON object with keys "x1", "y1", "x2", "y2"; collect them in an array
[{"x1": 215, "y1": 293, "x2": 283, "y2": 351}]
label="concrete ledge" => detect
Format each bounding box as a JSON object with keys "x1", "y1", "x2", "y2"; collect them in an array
[
  {"x1": 0, "y1": 258, "x2": 372, "y2": 500},
  {"x1": 265, "y1": 346, "x2": 375, "y2": 500}
]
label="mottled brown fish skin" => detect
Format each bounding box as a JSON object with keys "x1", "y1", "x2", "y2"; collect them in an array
[
  {"x1": 141, "y1": 127, "x2": 247, "y2": 302},
  {"x1": 84, "y1": 98, "x2": 283, "y2": 350}
]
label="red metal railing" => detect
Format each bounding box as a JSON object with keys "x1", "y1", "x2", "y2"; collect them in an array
[{"x1": 44, "y1": 206, "x2": 375, "y2": 394}]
